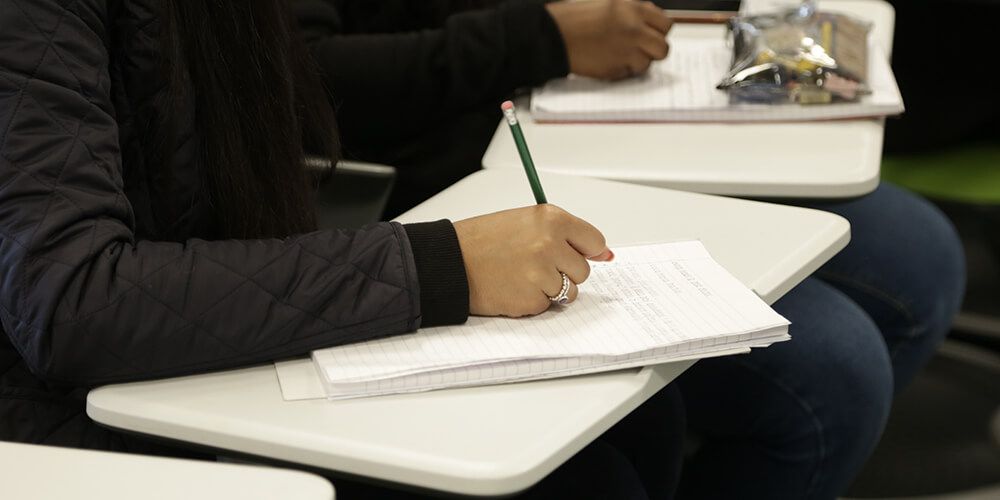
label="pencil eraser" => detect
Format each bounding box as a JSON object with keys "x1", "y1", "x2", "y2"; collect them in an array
[{"x1": 501, "y1": 100, "x2": 514, "y2": 111}]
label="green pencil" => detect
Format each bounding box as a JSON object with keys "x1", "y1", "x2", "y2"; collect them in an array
[{"x1": 501, "y1": 100, "x2": 547, "y2": 204}]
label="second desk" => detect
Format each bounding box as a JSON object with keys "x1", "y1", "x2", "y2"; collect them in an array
[{"x1": 482, "y1": 0, "x2": 896, "y2": 199}]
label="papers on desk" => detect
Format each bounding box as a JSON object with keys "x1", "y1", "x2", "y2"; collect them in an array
[
  {"x1": 305, "y1": 241, "x2": 789, "y2": 400},
  {"x1": 531, "y1": 38, "x2": 903, "y2": 123}
]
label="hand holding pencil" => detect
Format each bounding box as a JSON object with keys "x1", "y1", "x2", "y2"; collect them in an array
[
  {"x1": 452, "y1": 101, "x2": 612, "y2": 318},
  {"x1": 455, "y1": 204, "x2": 613, "y2": 317}
]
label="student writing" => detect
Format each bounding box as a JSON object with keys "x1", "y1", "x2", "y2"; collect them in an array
[
  {"x1": 294, "y1": 1, "x2": 967, "y2": 498},
  {"x1": 0, "y1": 0, "x2": 614, "y2": 465}
]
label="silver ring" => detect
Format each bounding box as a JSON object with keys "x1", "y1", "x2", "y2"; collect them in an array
[{"x1": 548, "y1": 273, "x2": 572, "y2": 305}]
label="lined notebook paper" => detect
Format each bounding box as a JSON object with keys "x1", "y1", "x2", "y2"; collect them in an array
[
  {"x1": 530, "y1": 37, "x2": 903, "y2": 122},
  {"x1": 311, "y1": 241, "x2": 790, "y2": 399}
]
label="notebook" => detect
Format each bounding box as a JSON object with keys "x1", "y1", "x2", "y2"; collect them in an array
[
  {"x1": 530, "y1": 37, "x2": 903, "y2": 122},
  {"x1": 310, "y1": 241, "x2": 790, "y2": 400}
]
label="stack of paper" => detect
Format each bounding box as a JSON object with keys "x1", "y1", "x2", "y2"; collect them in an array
[
  {"x1": 530, "y1": 37, "x2": 903, "y2": 122},
  {"x1": 311, "y1": 241, "x2": 790, "y2": 400}
]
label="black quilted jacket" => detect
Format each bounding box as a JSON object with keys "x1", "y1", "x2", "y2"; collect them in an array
[{"x1": 0, "y1": 0, "x2": 468, "y2": 449}]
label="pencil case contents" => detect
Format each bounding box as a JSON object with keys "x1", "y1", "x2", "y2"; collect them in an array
[{"x1": 717, "y1": 0, "x2": 871, "y2": 105}]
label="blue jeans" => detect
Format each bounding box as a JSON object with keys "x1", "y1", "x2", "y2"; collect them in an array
[{"x1": 676, "y1": 183, "x2": 966, "y2": 499}]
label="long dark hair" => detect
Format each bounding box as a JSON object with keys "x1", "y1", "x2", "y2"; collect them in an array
[{"x1": 158, "y1": 0, "x2": 338, "y2": 239}]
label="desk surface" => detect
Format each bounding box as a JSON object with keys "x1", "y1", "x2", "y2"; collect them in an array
[
  {"x1": 482, "y1": 0, "x2": 895, "y2": 199},
  {"x1": 0, "y1": 441, "x2": 334, "y2": 500},
  {"x1": 89, "y1": 170, "x2": 849, "y2": 497}
]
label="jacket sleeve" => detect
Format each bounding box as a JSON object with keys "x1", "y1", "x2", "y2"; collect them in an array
[
  {"x1": 294, "y1": 0, "x2": 569, "y2": 130},
  {"x1": 0, "y1": 0, "x2": 468, "y2": 387},
  {"x1": 325, "y1": 0, "x2": 507, "y2": 33}
]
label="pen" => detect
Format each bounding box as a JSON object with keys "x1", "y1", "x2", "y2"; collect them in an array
[{"x1": 501, "y1": 100, "x2": 547, "y2": 204}]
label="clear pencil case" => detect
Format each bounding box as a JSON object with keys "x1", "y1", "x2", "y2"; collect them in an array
[{"x1": 716, "y1": 0, "x2": 872, "y2": 104}]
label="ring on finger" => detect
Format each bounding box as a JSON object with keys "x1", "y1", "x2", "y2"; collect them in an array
[{"x1": 548, "y1": 273, "x2": 572, "y2": 305}]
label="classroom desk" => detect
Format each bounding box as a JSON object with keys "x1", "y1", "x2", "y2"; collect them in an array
[
  {"x1": 0, "y1": 441, "x2": 334, "y2": 500},
  {"x1": 481, "y1": 0, "x2": 896, "y2": 199},
  {"x1": 89, "y1": 170, "x2": 849, "y2": 497}
]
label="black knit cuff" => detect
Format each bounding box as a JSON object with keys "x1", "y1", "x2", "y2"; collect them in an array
[{"x1": 403, "y1": 220, "x2": 470, "y2": 327}]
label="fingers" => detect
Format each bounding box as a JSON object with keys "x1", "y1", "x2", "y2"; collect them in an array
[
  {"x1": 527, "y1": 293, "x2": 553, "y2": 316},
  {"x1": 556, "y1": 246, "x2": 585, "y2": 306},
  {"x1": 631, "y1": 2, "x2": 671, "y2": 65},
  {"x1": 528, "y1": 205, "x2": 611, "y2": 310},
  {"x1": 462, "y1": 204, "x2": 609, "y2": 317},
  {"x1": 619, "y1": 28, "x2": 668, "y2": 80},
  {"x1": 606, "y1": 53, "x2": 652, "y2": 81},
  {"x1": 539, "y1": 271, "x2": 580, "y2": 306},
  {"x1": 564, "y1": 281, "x2": 580, "y2": 304},
  {"x1": 590, "y1": 248, "x2": 615, "y2": 262},
  {"x1": 627, "y1": 52, "x2": 654, "y2": 77},
  {"x1": 547, "y1": 242, "x2": 599, "y2": 307},
  {"x1": 540, "y1": 244, "x2": 587, "y2": 306},
  {"x1": 635, "y1": 0, "x2": 674, "y2": 35},
  {"x1": 557, "y1": 242, "x2": 592, "y2": 285},
  {"x1": 637, "y1": 25, "x2": 670, "y2": 61},
  {"x1": 559, "y1": 210, "x2": 611, "y2": 259}
]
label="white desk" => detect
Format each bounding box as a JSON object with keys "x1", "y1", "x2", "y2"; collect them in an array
[
  {"x1": 0, "y1": 441, "x2": 334, "y2": 500},
  {"x1": 89, "y1": 170, "x2": 849, "y2": 497},
  {"x1": 482, "y1": 0, "x2": 895, "y2": 199}
]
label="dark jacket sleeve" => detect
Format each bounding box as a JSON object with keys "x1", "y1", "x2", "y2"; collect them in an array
[
  {"x1": 0, "y1": 0, "x2": 468, "y2": 387},
  {"x1": 323, "y1": 0, "x2": 507, "y2": 33},
  {"x1": 294, "y1": 0, "x2": 569, "y2": 135}
]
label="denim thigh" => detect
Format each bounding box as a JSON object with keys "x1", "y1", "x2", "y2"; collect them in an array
[
  {"x1": 794, "y1": 182, "x2": 966, "y2": 393},
  {"x1": 677, "y1": 277, "x2": 893, "y2": 500}
]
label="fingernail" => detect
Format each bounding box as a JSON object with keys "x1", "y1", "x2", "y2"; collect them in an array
[{"x1": 591, "y1": 249, "x2": 614, "y2": 262}]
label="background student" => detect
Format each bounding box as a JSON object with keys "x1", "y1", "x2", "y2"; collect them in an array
[
  {"x1": 0, "y1": 1, "x2": 690, "y2": 497},
  {"x1": 295, "y1": 0, "x2": 673, "y2": 215},
  {"x1": 295, "y1": 1, "x2": 967, "y2": 498}
]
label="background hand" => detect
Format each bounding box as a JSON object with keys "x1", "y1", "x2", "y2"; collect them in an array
[{"x1": 546, "y1": 0, "x2": 674, "y2": 81}]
